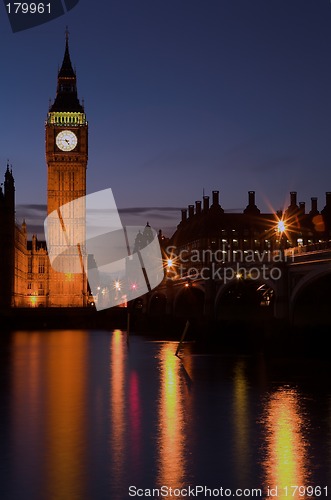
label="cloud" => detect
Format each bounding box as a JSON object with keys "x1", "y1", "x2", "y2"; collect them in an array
[
  {"x1": 118, "y1": 206, "x2": 182, "y2": 215},
  {"x1": 16, "y1": 204, "x2": 46, "y2": 239},
  {"x1": 118, "y1": 206, "x2": 181, "y2": 236},
  {"x1": 15, "y1": 203, "x2": 181, "y2": 239},
  {"x1": 16, "y1": 204, "x2": 46, "y2": 218}
]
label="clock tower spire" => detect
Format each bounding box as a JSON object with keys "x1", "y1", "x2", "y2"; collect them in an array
[
  {"x1": 46, "y1": 32, "x2": 88, "y2": 307},
  {"x1": 50, "y1": 27, "x2": 84, "y2": 114}
]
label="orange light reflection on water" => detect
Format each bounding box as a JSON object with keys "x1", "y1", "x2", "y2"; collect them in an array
[
  {"x1": 110, "y1": 329, "x2": 127, "y2": 488},
  {"x1": 233, "y1": 359, "x2": 250, "y2": 485},
  {"x1": 157, "y1": 344, "x2": 187, "y2": 495},
  {"x1": 11, "y1": 332, "x2": 44, "y2": 486},
  {"x1": 129, "y1": 370, "x2": 141, "y2": 471},
  {"x1": 11, "y1": 330, "x2": 89, "y2": 500},
  {"x1": 262, "y1": 386, "x2": 310, "y2": 500},
  {"x1": 45, "y1": 330, "x2": 88, "y2": 500}
]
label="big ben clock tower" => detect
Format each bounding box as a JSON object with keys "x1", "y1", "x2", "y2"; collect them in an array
[{"x1": 46, "y1": 31, "x2": 88, "y2": 307}]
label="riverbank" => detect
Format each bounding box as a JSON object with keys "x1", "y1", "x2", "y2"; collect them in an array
[
  {"x1": 0, "y1": 307, "x2": 329, "y2": 359},
  {"x1": 0, "y1": 306, "x2": 128, "y2": 331},
  {"x1": 129, "y1": 312, "x2": 331, "y2": 359}
]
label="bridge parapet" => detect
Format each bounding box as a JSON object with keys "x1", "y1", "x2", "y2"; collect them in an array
[{"x1": 285, "y1": 242, "x2": 331, "y2": 264}]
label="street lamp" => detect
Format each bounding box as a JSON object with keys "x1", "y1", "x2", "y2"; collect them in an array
[
  {"x1": 277, "y1": 219, "x2": 286, "y2": 233},
  {"x1": 164, "y1": 255, "x2": 177, "y2": 279},
  {"x1": 276, "y1": 217, "x2": 287, "y2": 258}
]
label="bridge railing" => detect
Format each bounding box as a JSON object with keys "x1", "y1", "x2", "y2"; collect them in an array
[{"x1": 284, "y1": 241, "x2": 331, "y2": 257}]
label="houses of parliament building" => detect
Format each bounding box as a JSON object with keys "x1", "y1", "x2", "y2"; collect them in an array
[{"x1": 1, "y1": 34, "x2": 331, "y2": 310}]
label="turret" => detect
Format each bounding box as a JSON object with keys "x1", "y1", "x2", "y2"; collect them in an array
[
  {"x1": 4, "y1": 163, "x2": 15, "y2": 212},
  {"x1": 0, "y1": 165, "x2": 15, "y2": 308}
]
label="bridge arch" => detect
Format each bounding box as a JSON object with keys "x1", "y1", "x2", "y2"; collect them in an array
[
  {"x1": 148, "y1": 291, "x2": 167, "y2": 316},
  {"x1": 290, "y1": 268, "x2": 331, "y2": 326},
  {"x1": 214, "y1": 277, "x2": 275, "y2": 322},
  {"x1": 173, "y1": 283, "x2": 205, "y2": 319}
]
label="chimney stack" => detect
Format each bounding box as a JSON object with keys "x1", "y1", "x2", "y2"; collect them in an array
[
  {"x1": 244, "y1": 190, "x2": 260, "y2": 215},
  {"x1": 310, "y1": 197, "x2": 318, "y2": 215},
  {"x1": 212, "y1": 190, "x2": 219, "y2": 206},
  {"x1": 188, "y1": 204, "x2": 194, "y2": 218},
  {"x1": 290, "y1": 191, "x2": 297, "y2": 206},
  {"x1": 181, "y1": 208, "x2": 187, "y2": 223},
  {"x1": 248, "y1": 191, "x2": 255, "y2": 206},
  {"x1": 299, "y1": 202, "x2": 305, "y2": 214},
  {"x1": 203, "y1": 195, "x2": 209, "y2": 212},
  {"x1": 195, "y1": 200, "x2": 202, "y2": 215},
  {"x1": 326, "y1": 192, "x2": 331, "y2": 206}
]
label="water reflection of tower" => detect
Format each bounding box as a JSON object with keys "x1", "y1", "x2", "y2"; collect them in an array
[{"x1": 10, "y1": 331, "x2": 89, "y2": 499}]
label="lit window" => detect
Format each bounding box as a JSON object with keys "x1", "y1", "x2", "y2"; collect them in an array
[{"x1": 38, "y1": 258, "x2": 45, "y2": 274}]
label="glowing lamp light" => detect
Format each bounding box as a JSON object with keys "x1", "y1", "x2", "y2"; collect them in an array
[
  {"x1": 167, "y1": 258, "x2": 173, "y2": 268},
  {"x1": 131, "y1": 283, "x2": 137, "y2": 290},
  {"x1": 277, "y1": 220, "x2": 286, "y2": 233}
]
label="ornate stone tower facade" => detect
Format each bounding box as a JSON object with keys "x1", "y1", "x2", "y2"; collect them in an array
[{"x1": 45, "y1": 32, "x2": 88, "y2": 307}]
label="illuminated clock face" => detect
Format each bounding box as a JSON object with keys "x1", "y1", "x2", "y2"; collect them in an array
[{"x1": 56, "y1": 130, "x2": 78, "y2": 151}]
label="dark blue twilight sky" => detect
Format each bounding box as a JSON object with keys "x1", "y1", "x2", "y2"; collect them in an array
[{"x1": 1, "y1": 0, "x2": 331, "y2": 237}]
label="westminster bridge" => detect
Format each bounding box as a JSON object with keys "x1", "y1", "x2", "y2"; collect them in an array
[{"x1": 129, "y1": 242, "x2": 331, "y2": 330}]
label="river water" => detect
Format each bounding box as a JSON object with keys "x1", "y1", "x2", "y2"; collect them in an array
[{"x1": 0, "y1": 329, "x2": 330, "y2": 500}]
